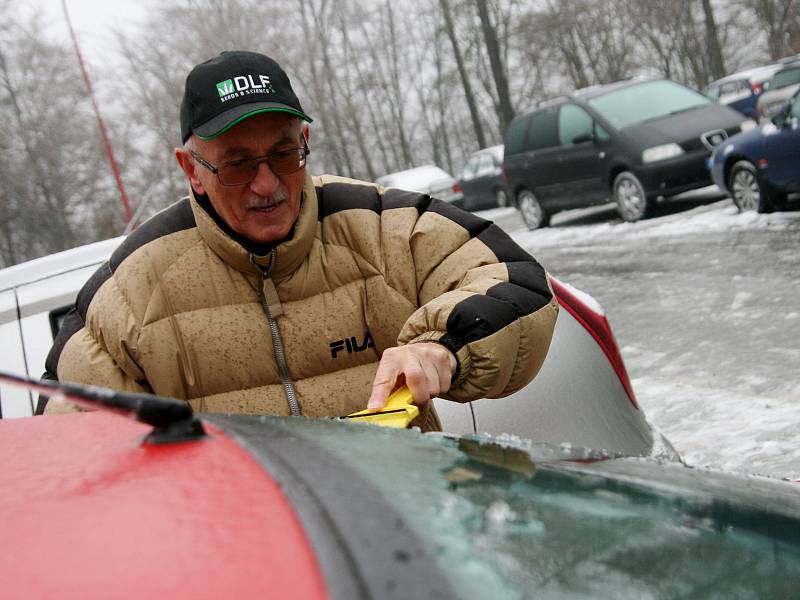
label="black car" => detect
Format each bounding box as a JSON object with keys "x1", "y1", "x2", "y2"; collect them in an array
[
  {"x1": 503, "y1": 78, "x2": 753, "y2": 229},
  {"x1": 455, "y1": 145, "x2": 510, "y2": 211}
]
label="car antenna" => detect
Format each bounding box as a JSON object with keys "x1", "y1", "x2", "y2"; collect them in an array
[{"x1": 0, "y1": 370, "x2": 206, "y2": 444}]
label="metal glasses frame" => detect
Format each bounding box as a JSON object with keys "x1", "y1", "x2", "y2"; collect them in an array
[{"x1": 190, "y1": 138, "x2": 310, "y2": 186}]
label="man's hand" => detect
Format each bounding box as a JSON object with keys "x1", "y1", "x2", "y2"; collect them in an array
[{"x1": 367, "y1": 342, "x2": 457, "y2": 409}]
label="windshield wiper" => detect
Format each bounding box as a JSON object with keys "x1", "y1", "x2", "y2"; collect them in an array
[{"x1": 635, "y1": 104, "x2": 702, "y2": 125}]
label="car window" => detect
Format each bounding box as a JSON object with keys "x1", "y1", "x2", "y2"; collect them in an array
[
  {"x1": 49, "y1": 305, "x2": 72, "y2": 338},
  {"x1": 523, "y1": 106, "x2": 559, "y2": 151},
  {"x1": 587, "y1": 80, "x2": 710, "y2": 129},
  {"x1": 791, "y1": 95, "x2": 800, "y2": 119},
  {"x1": 504, "y1": 115, "x2": 530, "y2": 155},
  {"x1": 770, "y1": 67, "x2": 800, "y2": 89},
  {"x1": 720, "y1": 81, "x2": 740, "y2": 95},
  {"x1": 476, "y1": 154, "x2": 495, "y2": 176},
  {"x1": 461, "y1": 157, "x2": 480, "y2": 180},
  {"x1": 558, "y1": 104, "x2": 594, "y2": 146}
]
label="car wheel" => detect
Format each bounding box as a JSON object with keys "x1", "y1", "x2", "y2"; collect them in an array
[
  {"x1": 517, "y1": 189, "x2": 549, "y2": 230},
  {"x1": 613, "y1": 172, "x2": 651, "y2": 222},
  {"x1": 728, "y1": 160, "x2": 777, "y2": 213},
  {"x1": 495, "y1": 188, "x2": 510, "y2": 208}
]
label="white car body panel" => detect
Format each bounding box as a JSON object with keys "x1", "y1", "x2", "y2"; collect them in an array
[{"x1": 0, "y1": 291, "x2": 31, "y2": 418}]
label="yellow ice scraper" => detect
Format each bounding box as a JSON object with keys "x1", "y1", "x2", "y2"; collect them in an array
[{"x1": 339, "y1": 386, "x2": 419, "y2": 428}]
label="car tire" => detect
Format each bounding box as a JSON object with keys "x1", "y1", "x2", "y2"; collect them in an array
[
  {"x1": 728, "y1": 160, "x2": 778, "y2": 213},
  {"x1": 495, "y1": 188, "x2": 510, "y2": 208},
  {"x1": 613, "y1": 171, "x2": 651, "y2": 222},
  {"x1": 517, "y1": 189, "x2": 549, "y2": 230}
]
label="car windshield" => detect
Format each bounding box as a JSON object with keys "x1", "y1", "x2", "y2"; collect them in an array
[
  {"x1": 588, "y1": 80, "x2": 711, "y2": 129},
  {"x1": 770, "y1": 67, "x2": 800, "y2": 89},
  {"x1": 265, "y1": 418, "x2": 800, "y2": 599}
]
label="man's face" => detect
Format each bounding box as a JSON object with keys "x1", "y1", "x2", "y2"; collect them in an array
[{"x1": 183, "y1": 112, "x2": 306, "y2": 244}]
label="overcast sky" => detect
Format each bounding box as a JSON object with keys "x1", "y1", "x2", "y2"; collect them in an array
[{"x1": 35, "y1": 0, "x2": 151, "y2": 68}]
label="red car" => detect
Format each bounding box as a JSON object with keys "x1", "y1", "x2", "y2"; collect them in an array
[{"x1": 1, "y1": 373, "x2": 798, "y2": 599}]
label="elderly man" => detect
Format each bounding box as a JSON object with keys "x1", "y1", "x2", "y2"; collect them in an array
[{"x1": 42, "y1": 51, "x2": 558, "y2": 429}]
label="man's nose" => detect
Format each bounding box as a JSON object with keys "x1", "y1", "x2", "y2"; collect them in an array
[{"x1": 249, "y1": 160, "x2": 280, "y2": 195}]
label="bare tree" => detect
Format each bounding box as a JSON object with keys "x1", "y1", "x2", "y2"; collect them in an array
[
  {"x1": 110, "y1": 0, "x2": 301, "y2": 218},
  {"x1": 299, "y1": 0, "x2": 355, "y2": 176},
  {"x1": 440, "y1": 0, "x2": 487, "y2": 148},
  {"x1": 476, "y1": 0, "x2": 516, "y2": 131},
  {"x1": 0, "y1": 6, "x2": 120, "y2": 266},
  {"x1": 701, "y1": 0, "x2": 727, "y2": 80},
  {"x1": 741, "y1": 0, "x2": 800, "y2": 59},
  {"x1": 381, "y1": 1, "x2": 414, "y2": 166}
]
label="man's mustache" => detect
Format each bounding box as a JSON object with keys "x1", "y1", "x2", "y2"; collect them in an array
[{"x1": 247, "y1": 188, "x2": 290, "y2": 209}]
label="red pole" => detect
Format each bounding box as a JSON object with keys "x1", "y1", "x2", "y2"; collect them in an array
[{"x1": 62, "y1": 0, "x2": 133, "y2": 223}]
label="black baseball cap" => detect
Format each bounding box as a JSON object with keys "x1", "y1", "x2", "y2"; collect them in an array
[{"x1": 180, "y1": 51, "x2": 313, "y2": 143}]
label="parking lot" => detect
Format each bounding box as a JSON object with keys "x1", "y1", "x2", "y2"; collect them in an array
[{"x1": 483, "y1": 192, "x2": 800, "y2": 480}]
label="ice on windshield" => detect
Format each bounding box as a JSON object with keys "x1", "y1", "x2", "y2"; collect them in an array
[
  {"x1": 588, "y1": 80, "x2": 711, "y2": 130},
  {"x1": 270, "y1": 418, "x2": 800, "y2": 599}
]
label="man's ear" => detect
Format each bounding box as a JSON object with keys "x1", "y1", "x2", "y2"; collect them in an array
[
  {"x1": 175, "y1": 147, "x2": 206, "y2": 196},
  {"x1": 302, "y1": 123, "x2": 310, "y2": 144}
]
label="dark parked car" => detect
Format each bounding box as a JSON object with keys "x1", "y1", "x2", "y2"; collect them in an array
[
  {"x1": 1, "y1": 371, "x2": 799, "y2": 598},
  {"x1": 455, "y1": 145, "x2": 510, "y2": 211},
  {"x1": 703, "y1": 64, "x2": 782, "y2": 120},
  {"x1": 503, "y1": 78, "x2": 754, "y2": 229},
  {"x1": 711, "y1": 89, "x2": 800, "y2": 213}
]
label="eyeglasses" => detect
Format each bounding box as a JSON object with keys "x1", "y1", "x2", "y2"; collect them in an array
[{"x1": 190, "y1": 139, "x2": 310, "y2": 186}]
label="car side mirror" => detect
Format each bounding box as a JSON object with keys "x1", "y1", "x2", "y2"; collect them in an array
[{"x1": 571, "y1": 133, "x2": 594, "y2": 145}]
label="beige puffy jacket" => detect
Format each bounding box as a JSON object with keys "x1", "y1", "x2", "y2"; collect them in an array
[{"x1": 45, "y1": 174, "x2": 558, "y2": 430}]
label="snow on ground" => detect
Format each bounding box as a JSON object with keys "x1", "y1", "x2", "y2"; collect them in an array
[
  {"x1": 486, "y1": 194, "x2": 800, "y2": 481},
  {"x1": 632, "y1": 375, "x2": 800, "y2": 478},
  {"x1": 511, "y1": 198, "x2": 798, "y2": 249}
]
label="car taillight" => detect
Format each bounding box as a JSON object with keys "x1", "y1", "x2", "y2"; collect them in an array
[
  {"x1": 452, "y1": 182, "x2": 462, "y2": 193},
  {"x1": 548, "y1": 276, "x2": 639, "y2": 408}
]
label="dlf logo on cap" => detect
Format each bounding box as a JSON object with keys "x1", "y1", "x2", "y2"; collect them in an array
[
  {"x1": 216, "y1": 75, "x2": 277, "y2": 102},
  {"x1": 180, "y1": 51, "x2": 312, "y2": 143}
]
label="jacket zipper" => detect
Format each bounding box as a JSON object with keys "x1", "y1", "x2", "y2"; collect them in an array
[{"x1": 251, "y1": 249, "x2": 300, "y2": 417}]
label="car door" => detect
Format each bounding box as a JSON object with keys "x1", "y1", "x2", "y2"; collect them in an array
[
  {"x1": 765, "y1": 94, "x2": 800, "y2": 192},
  {"x1": 458, "y1": 155, "x2": 481, "y2": 209},
  {"x1": 468, "y1": 153, "x2": 499, "y2": 209},
  {"x1": 459, "y1": 154, "x2": 496, "y2": 211},
  {"x1": 554, "y1": 103, "x2": 610, "y2": 207},
  {"x1": 0, "y1": 290, "x2": 32, "y2": 418},
  {"x1": 517, "y1": 105, "x2": 562, "y2": 207}
]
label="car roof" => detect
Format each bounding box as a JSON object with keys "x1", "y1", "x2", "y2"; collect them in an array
[
  {"x1": 706, "y1": 63, "x2": 783, "y2": 86},
  {"x1": 0, "y1": 236, "x2": 123, "y2": 293},
  {"x1": 775, "y1": 61, "x2": 800, "y2": 73},
  {"x1": 470, "y1": 144, "x2": 503, "y2": 158},
  {"x1": 569, "y1": 75, "x2": 655, "y2": 100},
  {"x1": 375, "y1": 165, "x2": 453, "y2": 188},
  {"x1": 514, "y1": 76, "x2": 661, "y2": 118}
]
